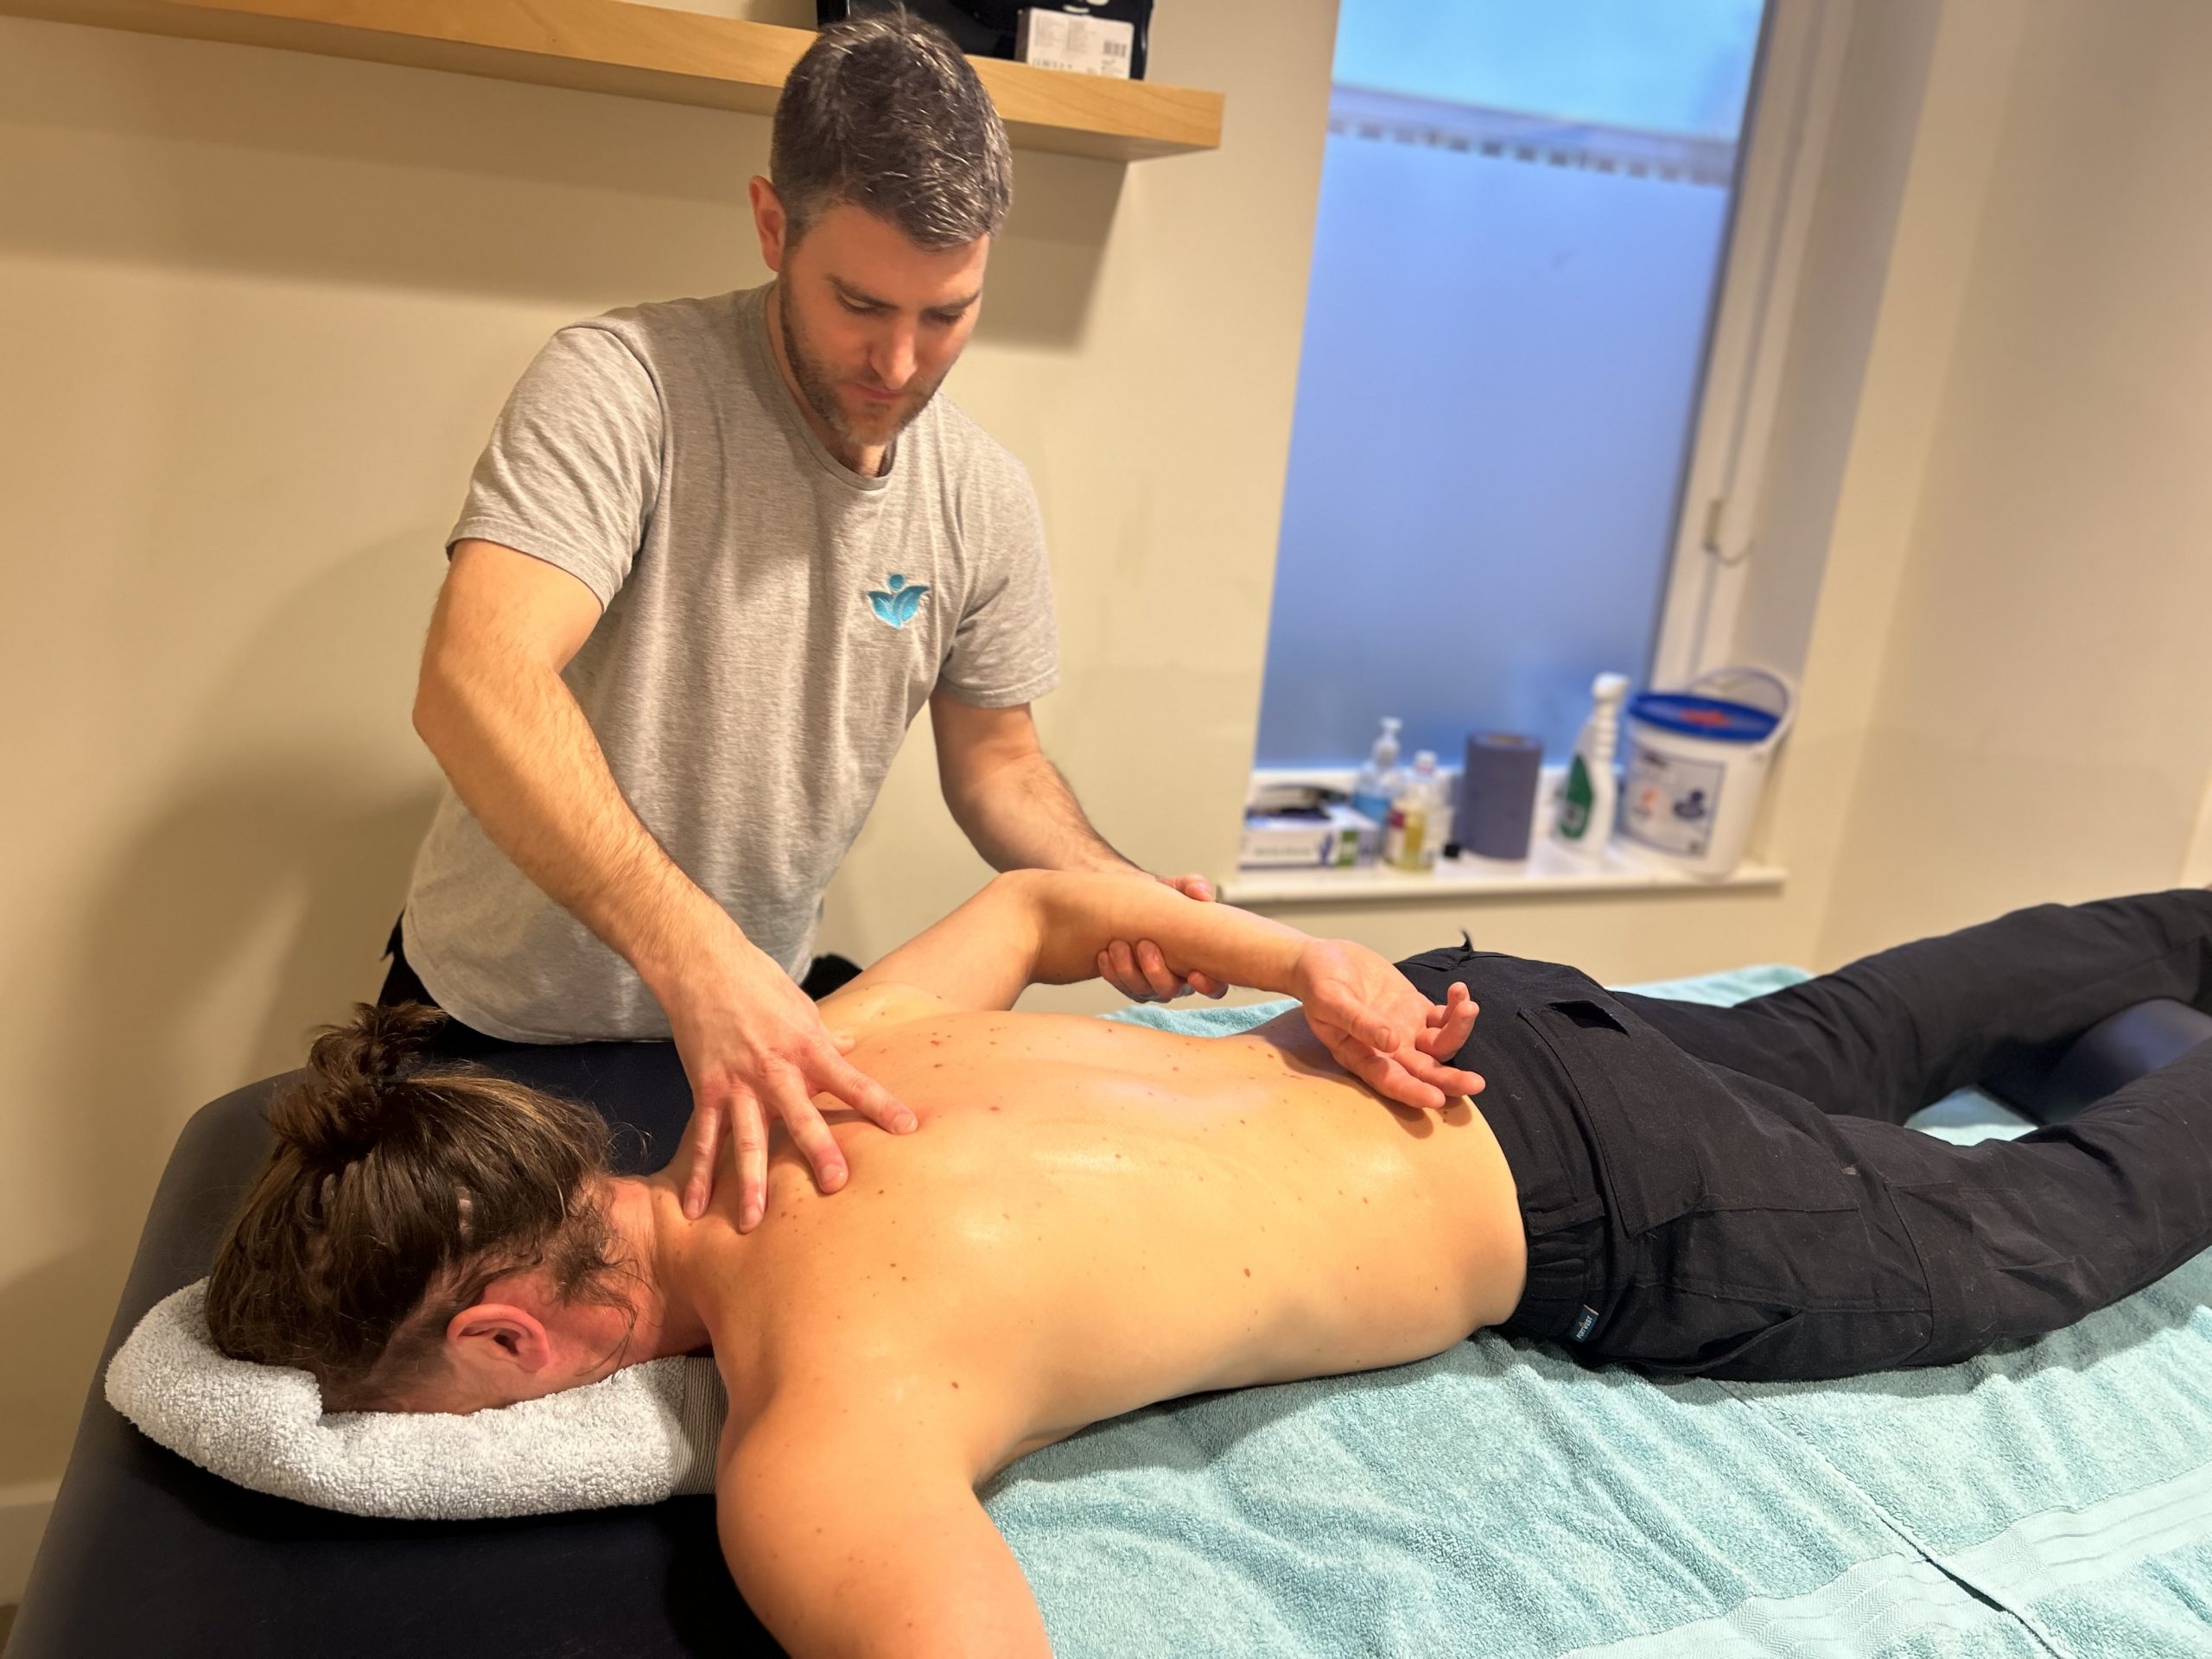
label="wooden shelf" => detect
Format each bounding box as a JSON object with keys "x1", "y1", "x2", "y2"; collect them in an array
[{"x1": 2, "y1": 0, "x2": 1224, "y2": 162}]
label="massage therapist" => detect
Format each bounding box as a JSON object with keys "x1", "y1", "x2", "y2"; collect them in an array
[{"x1": 381, "y1": 16, "x2": 1214, "y2": 1232}]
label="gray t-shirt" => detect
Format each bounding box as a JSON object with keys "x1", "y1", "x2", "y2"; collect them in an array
[{"x1": 403, "y1": 283, "x2": 1058, "y2": 1042}]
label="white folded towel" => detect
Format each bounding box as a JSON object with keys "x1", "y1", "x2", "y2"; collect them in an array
[{"x1": 105, "y1": 1281, "x2": 727, "y2": 1519}]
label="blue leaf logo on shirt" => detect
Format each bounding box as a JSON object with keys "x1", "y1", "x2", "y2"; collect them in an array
[{"x1": 867, "y1": 573, "x2": 930, "y2": 629}]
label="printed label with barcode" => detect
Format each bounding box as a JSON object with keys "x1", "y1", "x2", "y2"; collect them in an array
[{"x1": 1017, "y1": 10, "x2": 1136, "y2": 79}]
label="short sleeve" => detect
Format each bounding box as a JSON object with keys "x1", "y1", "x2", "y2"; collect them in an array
[
  {"x1": 445, "y1": 324, "x2": 663, "y2": 608},
  {"x1": 938, "y1": 454, "x2": 1061, "y2": 708}
]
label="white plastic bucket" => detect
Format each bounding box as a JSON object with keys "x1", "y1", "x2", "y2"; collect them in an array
[{"x1": 1619, "y1": 666, "x2": 1795, "y2": 878}]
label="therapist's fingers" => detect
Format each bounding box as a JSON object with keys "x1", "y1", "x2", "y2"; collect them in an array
[
  {"x1": 754, "y1": 1063, "x2": 843, "y2": 1221},
  {"x1": 1184, "y1": 969, "x2": 1230, "y2": 1000},
  {"x1": 815, "y1": 1050, "x2": 918, "y2": 1136},
  {"x1": 677, "y1": 1095, "x2": 727, "y2": 1221},
  {"x1": 1100, "y1": 939, "x2": 1158, "y2": 1001},
  {"x1": 728, "y1": 1092, "x2": 772, "y2": 1231},
  {"x1": 1133, "y1": 939, "x2": 1185, "y2": 1001}
]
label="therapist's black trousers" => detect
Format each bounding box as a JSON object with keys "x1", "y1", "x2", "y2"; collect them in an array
[
  {"x1": 1394, "y1": 889, "x2": 2212, "y2": 1381},
  {"x1": 374, "y1": 915, "x2": 863, "y2": 1039}
]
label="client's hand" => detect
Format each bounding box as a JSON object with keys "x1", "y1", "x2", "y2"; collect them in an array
[
  {"x1": 1098, "y1": 873, "x2": 1230, "y2": 1002},
  {"x1": 663, "y1": 938, "x2": 917, "y2": 1230},
  {"x1": 1290, "y1": 938, "x2": 1484, "y2": 1110}
]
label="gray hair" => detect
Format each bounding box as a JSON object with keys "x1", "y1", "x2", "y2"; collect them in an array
[{"x1": 771, "y1": 12, "x2": 1014, "y2": 251}]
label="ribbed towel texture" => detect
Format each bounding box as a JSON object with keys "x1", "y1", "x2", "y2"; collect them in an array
[{"x1": 105, "y1": 1280, "x2": 724, "y2": 1518}]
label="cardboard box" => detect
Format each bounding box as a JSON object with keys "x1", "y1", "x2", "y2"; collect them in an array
[{"x1": 1238, "y1": 804, "x2": 1382, "y2": 869}]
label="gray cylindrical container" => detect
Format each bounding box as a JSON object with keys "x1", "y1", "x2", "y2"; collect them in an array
[{"x1": 1458, "y1": 733, "x2": 1544, "y2": 860}]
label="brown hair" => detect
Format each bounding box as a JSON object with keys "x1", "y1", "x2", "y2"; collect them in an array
[
  {"x1": 771, "y1": 12, "x2": 1013, "y2": 250},
  {"x1": 205, "y1": 1002, "x2": 628, "y2": 1410}
]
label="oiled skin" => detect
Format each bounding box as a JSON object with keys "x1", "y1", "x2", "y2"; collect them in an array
[{"x1": 680, "y1": 987, "x2": 1527, "y2": 1481}]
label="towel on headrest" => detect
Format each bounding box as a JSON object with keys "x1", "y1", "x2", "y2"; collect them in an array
[{"x1": 105, "y1": 1280, "x2": 725, "y2": 1519}]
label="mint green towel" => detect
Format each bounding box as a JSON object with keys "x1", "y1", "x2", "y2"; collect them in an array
[{"x1": 982, "y1": 968, "x2": 2211, "y2": 1656}]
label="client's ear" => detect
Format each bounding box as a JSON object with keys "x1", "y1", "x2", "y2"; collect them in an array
[{"x1": 445, "y1": 1303, "x2": 554, "y2": 1376}]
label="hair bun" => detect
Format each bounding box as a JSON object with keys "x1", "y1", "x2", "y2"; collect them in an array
[{"x1": 272, "y1": 1002, "x2": 451, "y2": 1163}]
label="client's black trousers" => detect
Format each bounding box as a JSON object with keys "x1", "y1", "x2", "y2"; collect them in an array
[{"x1": 1395, "y1": 890, "x2": 2212, "y2": 1382}]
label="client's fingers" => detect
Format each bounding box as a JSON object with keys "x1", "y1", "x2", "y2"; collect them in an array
[
  {"x1": 1404, "y1": 1052, "x2": 1485, "y2": 1097},
  {"x1": 1309, "y1": 982, "x2": 1395, "y2": 1051},
  {"x1": 1368, "y1": 1055, "x2": 1448, "y2": 1112},
  {"x1": 1419, "y1": 988, "x2": 1478, "y2": 1058},
  {"x1": 1320, "y1": 1024, "x2": 1446, "y2": 1111}
]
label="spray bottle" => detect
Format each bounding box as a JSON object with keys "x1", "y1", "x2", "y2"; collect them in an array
[{"x1": 1552, "y1": 672, "x2": 1630, "y2": 855}]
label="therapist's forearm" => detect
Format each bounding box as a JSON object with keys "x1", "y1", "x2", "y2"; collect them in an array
[
  {"x1": 945, "y1": 749, "x2": 1139, "y2": 876},
  {"x1": 412, "y1": 652, "x2": 741, "y2": 998},
  {"x1": 1022, "y1": 871, "x2": 1306, "y2": 995}
]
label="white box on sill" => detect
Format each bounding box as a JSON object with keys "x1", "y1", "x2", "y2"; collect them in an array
[{"x1": 1238, "y1": 804, "x2": 1382, "y2": 870}]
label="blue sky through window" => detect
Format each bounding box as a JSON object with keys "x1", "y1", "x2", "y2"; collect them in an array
[{"x1": 1332, "y1": 0, "x2": 1766, "y2": 139}]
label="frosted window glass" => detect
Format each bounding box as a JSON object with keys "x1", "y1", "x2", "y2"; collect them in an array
[
  {"x1": 1333, "y1": 0, "x2": 1765, "y2": 140},
  {"x1": 1255, "y1": 4, "x2": 1764, "y2": 770}
]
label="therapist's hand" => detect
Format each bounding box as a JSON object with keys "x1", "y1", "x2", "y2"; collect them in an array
[
  {"x1": 1290, "y1": 938, "x2": 1484, "y2": 1110},
  {"x1": 1099, "y1": 873, "x2": 1230, "y2": 1002},
  {"x1": 662, "y1": 940, "x2": 916, "y2": 1230}
]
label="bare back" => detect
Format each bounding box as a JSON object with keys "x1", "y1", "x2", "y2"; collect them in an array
[{"x1": 685, "y1": 989, "x2": 1526, "y2": 1482}]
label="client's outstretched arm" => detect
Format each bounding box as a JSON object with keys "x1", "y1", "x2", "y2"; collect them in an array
[{"x1": 842, "y1": 871, "x2": 1481, "y2": 1108}]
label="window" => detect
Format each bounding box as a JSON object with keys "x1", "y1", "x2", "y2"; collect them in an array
[{"x1": 1254, "y1": 0, "x2": 1844, "y2": 773}]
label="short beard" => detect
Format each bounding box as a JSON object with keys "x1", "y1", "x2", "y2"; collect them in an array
[{"x1": 778, "y1": 285, "x2": 944, "y2": 458}]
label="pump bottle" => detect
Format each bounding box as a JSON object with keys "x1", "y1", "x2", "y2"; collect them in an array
[{"x1": 1351, "y1": 716, "x2": 1405, "y2": 828}]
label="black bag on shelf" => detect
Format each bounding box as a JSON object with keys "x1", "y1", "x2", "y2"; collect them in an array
[{"x1": 815, "y1": 1, "x2": 1153, "y2": 81}]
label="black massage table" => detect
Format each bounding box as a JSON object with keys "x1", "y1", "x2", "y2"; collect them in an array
[
  {"x1": 10, "y1": 1037, "x2": 777, "y2": 1658},
  {"x1": 12, "y1": 996, "x2": 2211, "y2": 1657}
]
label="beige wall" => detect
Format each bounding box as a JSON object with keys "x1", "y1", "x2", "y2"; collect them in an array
[
  {"x1": 1820, "y1": 0, "x2": 2212, "y2": 961},
  {"x1": 6, "y1": 0, "x2": 2205, "y2": 1581}
]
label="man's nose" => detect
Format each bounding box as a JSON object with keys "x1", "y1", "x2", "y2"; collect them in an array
[{"x1": 874, "y1": 322, "x2": 917, "y2": 391}]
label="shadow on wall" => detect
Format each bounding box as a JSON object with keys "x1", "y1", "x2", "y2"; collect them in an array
[{"x1": 0, "y1": 12, "x2": 1122, "y2": 346}]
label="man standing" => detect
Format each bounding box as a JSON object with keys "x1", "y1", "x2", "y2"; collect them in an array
[{"x1": 391, "y1": 15, "x2": 1211, "y2": 1231}]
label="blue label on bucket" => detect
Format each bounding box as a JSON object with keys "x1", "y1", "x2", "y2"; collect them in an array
[{"x1": 1626, "y1": 693, "x2": 1778, "y2": 743}]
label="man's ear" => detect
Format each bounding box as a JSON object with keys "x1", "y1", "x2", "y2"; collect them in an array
[
  {"x1": 445, "y1": 1302, "x2": 554, "y2": 1376},
  {"x1": 749, "y1": 175, "x2": 788, "y2": 273}
]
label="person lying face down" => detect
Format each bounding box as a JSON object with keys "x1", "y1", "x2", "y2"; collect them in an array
[{"x1": 208, "y1": 874, "x2": 2212, "y2": 1656}]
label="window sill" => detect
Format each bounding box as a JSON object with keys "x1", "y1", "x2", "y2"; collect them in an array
[{"x1": 1223, "y1": 842, "x2": 1786, "y2": 907}]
